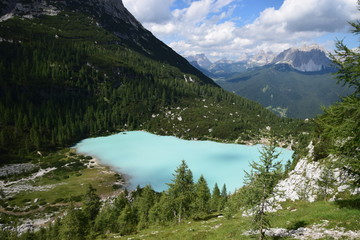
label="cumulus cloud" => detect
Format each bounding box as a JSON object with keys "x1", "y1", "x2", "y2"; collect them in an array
[
  {"x1": 122, "y1": 0, "x2": 174, "y2": 23},
  {"x1": 123, "y1": 0, "x2": 358, "y2": 61},
  {"x1": 245, "y1": 0, "x2": 358, "y2": 39}
]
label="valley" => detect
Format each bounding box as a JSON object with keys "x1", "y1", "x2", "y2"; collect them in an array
[
  {"x1": 187, "y1": 47, "x2": 354, "y2": 119},
  {"x1": 0, "y1": 0, "x2": 359, "y2": 239}
]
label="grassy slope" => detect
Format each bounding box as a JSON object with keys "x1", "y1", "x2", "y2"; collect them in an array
[
  {"x1": 1, "y1": 149, "x2": 118, "y2": 210},
  {"x1": 101, "y1": 200, "x2": 360, "y2": 240}
]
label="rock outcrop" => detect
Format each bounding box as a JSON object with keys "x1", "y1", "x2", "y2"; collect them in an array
[{"x1": 273, "y1": 142, "x2": 359, "y2": 204}]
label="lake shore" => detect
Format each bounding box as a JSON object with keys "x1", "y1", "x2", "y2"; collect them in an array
[{"x1": 74, "y1": 130, "x2": 294, "y2": 193}]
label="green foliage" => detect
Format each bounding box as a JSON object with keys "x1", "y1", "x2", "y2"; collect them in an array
[
  {"x1": 220, "y1": 184, "x2": 228, "y2": 210},
  {"x1": 330, "y1": 34, "x2": 360, "y2": 95},
  {"x1": 243, "y1": 143, "x2": 283, "y2": 240},
  {"x1": 317, "y1": 165, "x2": 336, "y2": 201},
  {"x1": 217, "y1": 64, "x2": 353, "y2": 119},
  {"x1": 167, "y1": 160, "x2": 195, "y2": 223},
  {"x1": 0, "y1": 11, "x2": 298, "y2": 163},
  {"x1": 193, "y1": 175, "x2": 211, "y2": 217},
  {"x1": 59, "y1": 204, "x2": 85, "y2": 240},
  {"x1": 134, "y1": 185, "x2": 157, "y2": 230},
  {"x1": 82, "y1": 184, "x2": 101, "y2": 223},
  {"x1": 210, "y1": 183, "x2": 221, "y2": 211},
  {"x1": 148, "y1": 192, "x2": 174, "y2": 224},
  {"x1": 117, "y1": 205, "x2": 138, "y2": 236},
  {"x1": 316, "y1": 10, "x2": 360, "y2": 184}
]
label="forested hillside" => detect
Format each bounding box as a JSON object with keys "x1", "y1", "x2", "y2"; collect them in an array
[
  {"x1": 0, "y1": 0, "x2": 359, "y2": 239},
  {"x1": 217, "y1": 63, "x2": 353, "y2": 119},
  {"x1": 0, "y1": 5, "x2": 302, "y2": 164}
]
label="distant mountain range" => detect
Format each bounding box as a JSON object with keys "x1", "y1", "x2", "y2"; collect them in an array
[
  {"x1": 186, "y1": 45, "x2": 333, "y2": 79},
  {"x1": 186, "y1": 51, "x2": 275, "y2": 79},
  {"x1": 187, "y1": 46, "x2": 351, "y2": 118}
]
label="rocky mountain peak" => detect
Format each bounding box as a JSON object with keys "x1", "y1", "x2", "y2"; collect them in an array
[
  {"x1": 0, "y1": 0, "x2": 59, "y2": 21},
  {"x1": 80, "y1": 0, "x2": 143, "y2": 30},
  {"x1": 271, "y1": 45, "x2": 331, "y2": 72},
  {"x1": 0, "y1": 0, "x2": 143, "y2": 30},
  {"x1": 186, "y1": 53, "x2": 213, "y2": 69}
]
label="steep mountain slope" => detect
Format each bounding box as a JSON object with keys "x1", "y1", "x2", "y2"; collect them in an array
[
  {"x1": 0, "y1": 0, "x2": 214, "y2": 86},
  {"x1": 271, "y1": 46, "x2": 333, "y2": 72},
  {"x1": 0, "y1": 0, "x2": 296, "y2": 163},
  {"x1": 217, "y1": 64, "x2": 353, "y2": 118}
]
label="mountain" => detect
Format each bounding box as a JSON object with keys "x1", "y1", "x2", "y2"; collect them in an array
[
  {"x1": 248, "y1": 50, "x2": 276, "y2": 67},
  {"x1": 271, "y1": 45, "x2": 333, "y2": 72},
  {"x1": 209, "y1": 59, "x2": 248, "y2": 78},
  {"x1": 1, "y1": 0, "x2": 215, "y2": 86},
  {"x1": 186, "y1": 53, "x2": 212, "y2": 70},
  {"x1": 186, "y1": 51, "x2": 276, "y2": 79},
  {"x1": 213, "y1": 46, "x2": 350, "y2": 119},
  {"x1": 217, "y1": 63, "x2": 353, "y2": 118},
  {"x1": 0, "y1": 0, "x2": 295, "y2": 163},
  {"x1": 186, "y1": 46, "x2": 332, "y2": 80}
]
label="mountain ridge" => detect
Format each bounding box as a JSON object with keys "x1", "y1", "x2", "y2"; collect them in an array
[
  {"x1": 217, "y1": 63, "x2": 352, "y2": 118},
  {"x1": 0, "y1": 0, "x2": 216, "y2": 86},
  {"x1": 186, "y1": 45, "x2": 333, "y2": 78},
  {"x1": 0, "y1": 0, "x2": 295, "y2": 162},
  {"x1": 271, "y1": 46, "x2": 332, "y2": 72}
]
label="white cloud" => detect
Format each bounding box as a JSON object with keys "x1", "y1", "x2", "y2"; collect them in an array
[
  {"x1": 124, "y1": 0, "x2": 359, "y2": 61},
  {"x1": 246, "y1": 0, "x2": 358, "y2": 39},
  {"x1": 123, "y1": 0, "x2": 174, "y2": 23}
]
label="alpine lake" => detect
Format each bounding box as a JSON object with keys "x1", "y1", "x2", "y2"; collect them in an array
[{"x1": 75, "y1": 131, "x2": 293, "y2": 193}]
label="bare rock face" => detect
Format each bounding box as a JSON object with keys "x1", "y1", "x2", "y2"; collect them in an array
[
  {"x1": 271, "y1": 45, "x2": 332, "y2": 72},
  {"x1": 0, "y1": 0, "x2": 140, "y2": 26},
  {"x1": 0, "y1": 0, "x2": 59, "y2": 22},
  {"x1": 97, "y1": 0, "x2": 138, "y2": 26},
  {"x1": 273, "y1": 142, "x2": 359, "y2": 204}
]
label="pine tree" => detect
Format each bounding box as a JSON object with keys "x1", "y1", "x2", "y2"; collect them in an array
[
  {"x1": 117, "y1": 205, "x2": 138, "y2": 235},
  {"x1": 220, "y1": 184, "x2": 228, "y2": 210},
  {"x1": 243, "y1": 143, "x2": 282, "y2": 240},
  {"x1": 194, "y1": 175, "x2": 211, "y2": 216},
  {"x1": 317, "y1": 4, "x2": 360, "y2": 184},
  {"x1": 135, "y1": 185, "x2": 157, "y2": 230},
  {"x1": 59, "y1": 204, "x2": 85, "y2": 240},
  {"x1": 149, "y1": 192, "x2": 173, "y2": 224},
  {"x1": 167, "y1": 160, "x2": 194, "y2": 223},
  {"x1": 82, "y1": 184, "x2": 101, "y2": 223},
  {"x1": 211, "y1": 183, "x2": 221, "y2": 211}
]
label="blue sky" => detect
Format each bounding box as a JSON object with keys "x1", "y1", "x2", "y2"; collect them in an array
[{"x1": 123, "y1": 0, "x2": 359, "y2": 61}]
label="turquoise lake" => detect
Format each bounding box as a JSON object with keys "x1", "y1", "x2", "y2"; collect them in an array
[{"x1": 75, "y1": 131, "x2": 293, "y2": 193}]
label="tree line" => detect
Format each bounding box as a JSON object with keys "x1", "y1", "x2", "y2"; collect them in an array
[
  {"x1": 0, "y1": 160, "x2": 229, "y2": 240},
  {"x1": 0, "y1": 14, "x2": 298, "y2": 164}
]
